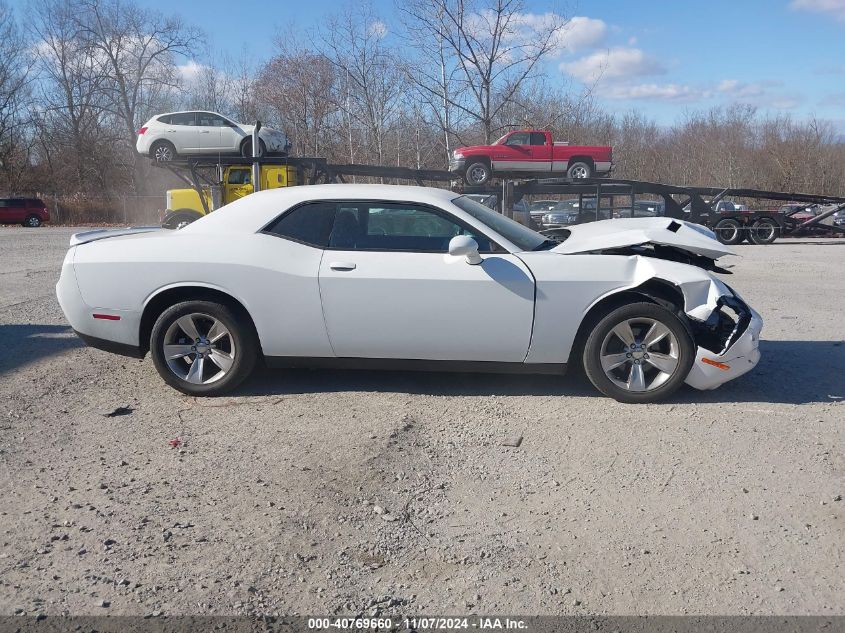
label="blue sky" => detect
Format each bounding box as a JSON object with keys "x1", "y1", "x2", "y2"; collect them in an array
[{"x1": 13, "y1": 0, "x2": 845, "y2": 128}]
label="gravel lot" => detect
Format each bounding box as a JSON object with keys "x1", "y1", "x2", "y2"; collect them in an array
[{"x1": 1, "y1": 226, "x2": 843, "y2": 617}]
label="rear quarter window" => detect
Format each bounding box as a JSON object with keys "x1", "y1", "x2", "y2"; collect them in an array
[{"x1": 263, "y1": 202, "x2": 336, "y2": 247}]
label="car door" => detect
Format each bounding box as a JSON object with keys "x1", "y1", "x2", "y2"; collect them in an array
[
  {"x1": 224, "y1": 168, "x2": 253, "y2": 201},
  {"x1": 1, "y1": 199, "x2": 26, "y2": 223},
  {"x1": 167, "y1": 112, "x2": 201, "y2": 152},
  {"x1": 195, "y1": 112, "x2": 223, "y2": 152},
  {"x1": 492, "y1": 132, "x2": 532, "y2": 171},
  {"x1": 528, "y1": 132, "x2": 552, "y2": 171},
  {"x1": 317, "y1": 201, "x2": 535, "y2": 362}
]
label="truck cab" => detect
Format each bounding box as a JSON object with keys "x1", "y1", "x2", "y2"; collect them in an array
[{"x1": 163, "y1": 164, "x2": 297, "y2": 228}]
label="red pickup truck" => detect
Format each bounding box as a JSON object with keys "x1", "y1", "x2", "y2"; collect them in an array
[{"x1": 449, "y1": 130, "x2": 613, "y2": 186}]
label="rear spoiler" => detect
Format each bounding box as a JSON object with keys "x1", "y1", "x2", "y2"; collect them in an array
[{"x1": 70, "y1": 226, "x2": 163, "y2": 246}]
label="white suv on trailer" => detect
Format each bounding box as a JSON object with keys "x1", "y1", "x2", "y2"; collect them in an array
[{"x1": 136, "y1": 111, "x2": 290, "y2": 161}]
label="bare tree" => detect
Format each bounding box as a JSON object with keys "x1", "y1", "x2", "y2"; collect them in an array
[
  {"x1": 400, "y1": 0, "x2": 567, "y2": 144},
  {"x1": 315, "y1": 2, "x2": 405, "y2": 165},
  {"x1": 73, "y1": 0, "x2": 202, "y2": 149},
  {"x1": 0, "y1": 1, "x2": 36, "y2": 192}
]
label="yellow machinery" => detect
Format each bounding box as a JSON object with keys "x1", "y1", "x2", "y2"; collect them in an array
[{"x1": 162, "y1": 164, "x2": 298, "y2": 228}]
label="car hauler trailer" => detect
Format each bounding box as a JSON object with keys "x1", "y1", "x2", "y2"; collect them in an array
[{"x1": 151, "y1": 155, "x2": 845, "y2": 245}]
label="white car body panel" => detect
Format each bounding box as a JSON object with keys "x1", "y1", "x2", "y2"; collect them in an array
[
  {"x1": 56, "y1": 184, "x2": 762, "y2": 394},
  {"x1": 551, "y1": 217, "x2": 735, "y2": 260},
  {"x1": 318, "y1": 251, "x2": 534, "y2": 361}
]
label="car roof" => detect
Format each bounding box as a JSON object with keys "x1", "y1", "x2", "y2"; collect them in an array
[{"x1": 183, "y1": 184, "x2": 461, "y2": 235}]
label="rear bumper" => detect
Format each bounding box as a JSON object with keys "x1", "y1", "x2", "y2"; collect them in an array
[
  {"x1": 74, "y1": 330, "x2": 144, "y2": 358},
  {"x1": 56, "y1": 247, "x2": 143, "y2": 352},
  {"x1": 685, "y1": 305, "x2": 763, "y2": 390}
]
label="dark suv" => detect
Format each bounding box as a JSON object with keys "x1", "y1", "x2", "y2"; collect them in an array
[{"x1": 0, "y1": 198, "x2": 50, "y2": 227}]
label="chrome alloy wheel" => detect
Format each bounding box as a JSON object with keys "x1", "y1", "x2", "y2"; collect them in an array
[
  {"x1": 162, "y1": 313, "x2": 235, "y2": 385},
  {"x1": 468, "y1": 164, "x2": 488, "y2": 183},
  {"x1": 569, "y1": 164, "x2": 589, "y2": 178},
  {"x1": 154, "y1": 144, "x2": 174, "y2": 161},
  {"x1": 599, "y1": 317, "x2": 680, "y2": 392}
]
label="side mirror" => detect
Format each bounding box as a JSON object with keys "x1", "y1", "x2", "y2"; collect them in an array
[{"x1": 449, "y1": 235, "x2": 482, "y2": 265}]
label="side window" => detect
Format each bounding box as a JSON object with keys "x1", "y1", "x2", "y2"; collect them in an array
[
  {"x1": 530, "y1": 132, "x2": 547, "y2": 146},
  {"x1": 329, "y1": 202, "x2": 495, "y2": 252},
  {"x1": 227, "y1": 169, "x2": 250, "y2": 185},
  {"x1": 170, "y1": 112, "x2": 196, "y2": 126},
  {"x1": 504, "y1": 132, "x2": 530, "y2": 146},
  {"x1": 197, "y1": 113, "x2": 228, "y2": 127},
  {"x1": 157, "y1": 114, "x2": 172, "y2": 125},
  {"x1": 264, "y1": 202, "x2": 336, "y2": 248}
]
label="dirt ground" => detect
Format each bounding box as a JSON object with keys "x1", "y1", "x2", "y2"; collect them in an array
[{"x1": 0, "y1": 226, "x2": 843, "y2": 618}]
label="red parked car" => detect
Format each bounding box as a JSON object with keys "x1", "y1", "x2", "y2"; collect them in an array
[
  {"x1": 0, "y1": 198, "x2": 50, "y2": 227},
  {"x1": 449, "y1": 130, "x2": 613, "y2": 186}
]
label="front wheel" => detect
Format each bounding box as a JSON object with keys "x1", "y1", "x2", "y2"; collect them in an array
[
  {"x1": 150, "y1": 300, "x2": 258, "y2": 395},
  {"x1": 241, "y1": 139, "x2": 267, "y2": 158},
  {"x1": 713, "y1": 218, "x2": 743, "y2": 245},
  {"x1": 583, "y1": 302, "x2": 695, "y2": 403},
  {"x1": 464, "y1": 161, "x2": 491, "y2": 186},
  {"x1": 23, "y1": 214, "x2": 42, "y2": 227}
]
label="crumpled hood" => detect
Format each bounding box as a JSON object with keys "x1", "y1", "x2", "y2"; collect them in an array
[{"x1": 551, "y1": 217, "x2": 735, "y2": 260}]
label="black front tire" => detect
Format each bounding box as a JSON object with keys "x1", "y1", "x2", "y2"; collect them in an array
[
  {"x1": 241, "y1": 139, "x2": 267, "y2": 158},
  {"x1": 583, "y1": 302, "x2": 695, "y2": 404},
  {"x1": 464, "y1": 161, "x2": 491, "y2": 186},
  {"x1": 161, "y1": 209, "x2": 203, "y2": 230},
  {"x1": 23, "y1": 215, "x2": 42, "y2": 227},
  {"x1": 150, "y1": 300, "x2": 259, "y2": 396},
  {"x1": 713, "y1": 218, "x2": 743, "y2": 245}
]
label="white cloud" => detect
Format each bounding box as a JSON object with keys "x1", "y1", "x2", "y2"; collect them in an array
[
  {"x1": 598, "y1": 82, "x2": 705, "y2": 102},
  {"x1": 368, "y1": 20, "x2": 387, "y2": 38},
  {"x1": 177, "y1": 60, "x2": 205, "y2": 82},
  {"x1": 790, "y1": 0, "x2": 845, "y2": 21},
  {"x1": 717, "y1": 79, "x2": 800, "y2": 108},
  {"x1": 559, "y1": 47, "x2": 666, "y2": 83},
  {"x1": 554, "y1": 16, "x2": 608, "y2": 53}
]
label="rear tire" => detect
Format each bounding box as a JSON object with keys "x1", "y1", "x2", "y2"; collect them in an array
[
  {"x1": 748, "y1": 217, "x2": 779, "y2": 245},
  {"x1": 713, "y1": 218, "x2": 743, "y2": 245},
  {"x1": 23, "y1": 214, "x2": 42, "y2": 227},
  {"x1": 150, "y1": 141, "x2": 177, "y2": 162},
  {"x1": 567, "y1": 161, "x2": 592, "y2": 179},
  {"x1": 150, "y1": 300, "x2": 258, "y2": 396},
  {"x1": 583, "y1": 302, "x2": 695, "y2": 404}
]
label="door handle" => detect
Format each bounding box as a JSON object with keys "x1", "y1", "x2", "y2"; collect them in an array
[
  {"x1": 200, "y1": 130, "x2": 210, "y2": 133},
  {"x1": 329, "y1": 262, "x2": 357, "y2": 271}
]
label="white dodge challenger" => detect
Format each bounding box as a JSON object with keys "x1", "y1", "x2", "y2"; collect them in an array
[{"x1": 56, "y1": 185, "x2": 762, "y2": 403}]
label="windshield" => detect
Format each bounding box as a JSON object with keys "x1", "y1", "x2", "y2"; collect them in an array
[
  {"x1": 492, "y1": 134, "x2": 509, "y2": 145},
  {"x1": 451, "y1": 195, "x2": 546, "y2": 251}
]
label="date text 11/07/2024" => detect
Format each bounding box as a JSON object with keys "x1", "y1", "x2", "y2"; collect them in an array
[{"x1": 307, "y1": 617, "x2": 528, "y2": 630}]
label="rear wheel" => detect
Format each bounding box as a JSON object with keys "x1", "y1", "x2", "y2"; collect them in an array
[
  {"x1": 150, "y1": 300, "x2": 258, "y2": 395},
  {"x1": 23, "y1": 214, "x2": 42, "y2": 227},
  {"x1": 748, "y1": 217, "x2": 779, "y2": 245},
  {"x1": 567, "y1": 161, "x2": 592, "y2": 179},
  {"x1": 583, "y1": 302, "x2": 695, "y2": 404},
  {"x1": 151, "y1": 140, "x2": 177, "y2": 162},
  {"x1": 713, "y1": 218, "x2": 743, "y2": 245}
]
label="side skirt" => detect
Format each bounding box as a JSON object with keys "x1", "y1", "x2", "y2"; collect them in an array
[{"x1": 265, "y1": 356, "x2": 567, "y2": 375}]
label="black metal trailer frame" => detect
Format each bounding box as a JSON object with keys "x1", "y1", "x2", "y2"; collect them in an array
[{"x1": 151, "y1": 157, "x2": 845, "y2": 245}]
